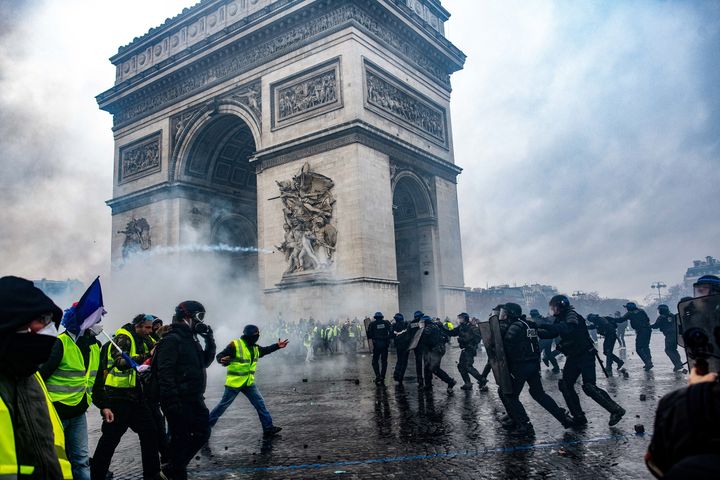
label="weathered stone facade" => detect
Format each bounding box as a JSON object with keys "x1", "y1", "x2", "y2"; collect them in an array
[{"x1": 100, "y1": 0, "x2": 466, "y2": 320}]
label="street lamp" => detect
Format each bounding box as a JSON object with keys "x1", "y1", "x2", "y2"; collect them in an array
[{"x1": 651, "y1": 282, "x2": 667, "y2": 303}]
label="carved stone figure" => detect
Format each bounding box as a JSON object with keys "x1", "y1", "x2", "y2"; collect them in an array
[
  {"x1": 118, "y1": 217, "x2": 152, "y2": 259},
  {"x1": 275, "y1": 163, "x2": 336, "y2": 274}
]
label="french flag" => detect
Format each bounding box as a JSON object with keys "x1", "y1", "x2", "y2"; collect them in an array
[{"x1": 75, "y1": 276, "x2": 105, "y2": 335}]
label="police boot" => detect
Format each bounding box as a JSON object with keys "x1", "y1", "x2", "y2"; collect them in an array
[
  {"x1": 477, "y1": 377, "x2": 489, "y2": 391},
  {"x1": 510, "y1": 421, "x2": 535, "y2": 437},
  {"x1": 582, "y1": 383, "x2": 625, "y2": 425},
  {"x1": 558, "y1": 379, "x2": 584, "y2": 420},
  {"x1": 263, "y1": 426, "x2": 283, "y2": 437},
  {"x1": 460, "y1": 382, "x2": 474, "y2": 391},
  {"x1": 552, "y1": 408, "x2": 575, "y2": 429}
]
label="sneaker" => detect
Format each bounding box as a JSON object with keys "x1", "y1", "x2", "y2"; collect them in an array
[
  {"x1": 510, "y1": 422, "x2": 535, "y2": 436},
  {"x1": 460, "y1": 383, "x2": 474, "y2": 391},
  {"x1": 643, "y1": 364, "x2": 654, "y2": 371},
  {"x1": 263, "y1": 426, "x2": 283, "y2": 437},
  {"x1": 446, "y1": 379, "x2": 457, "y2": 393},
  {"x1": 559, "y1": 411, "x2": 575, "y2": 429},
  {"x1": 609, "y1": 408, "x2": 625, "y2": 426},
  {"x1": 477, "y1": 377, "x2": 488, "y2": 390}
]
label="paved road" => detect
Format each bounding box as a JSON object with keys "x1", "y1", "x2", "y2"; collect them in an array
[{"x1": 89, "y1": 334, "x2": 688, "y2": 479}]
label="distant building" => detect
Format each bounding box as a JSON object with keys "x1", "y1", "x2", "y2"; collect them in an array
[
  {"x1": 684, "y1": 256, "x2": 720, "y2": 289},
  {"x1": 33, "y1": 278, "x2": 84, "y2": 308}
]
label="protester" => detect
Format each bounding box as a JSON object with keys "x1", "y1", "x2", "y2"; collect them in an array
[{"x1": 0, "y1": 276, "x2": 73, "y2": 479}]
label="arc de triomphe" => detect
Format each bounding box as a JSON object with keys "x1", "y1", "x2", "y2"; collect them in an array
[{"x1": 98, "y1": 0, "x2": 467, "y2": 320}]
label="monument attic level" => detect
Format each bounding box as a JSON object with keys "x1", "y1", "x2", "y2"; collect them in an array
[{"x1": 98, "y1": 0, "x2": 467, "y2": 320}]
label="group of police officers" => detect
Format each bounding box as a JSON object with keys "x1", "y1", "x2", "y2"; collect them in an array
[{"x1": 2, "y1": 274, "x2": 719, "y2": 479}]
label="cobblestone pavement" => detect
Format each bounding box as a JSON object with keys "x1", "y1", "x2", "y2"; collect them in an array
[{"x1": 89, "y1": 334, "x2": 689, "y2": 479}]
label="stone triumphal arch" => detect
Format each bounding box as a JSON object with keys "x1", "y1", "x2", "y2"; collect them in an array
[{"x1": 99, "y1": 0, "x2": 467, "y2": 319}]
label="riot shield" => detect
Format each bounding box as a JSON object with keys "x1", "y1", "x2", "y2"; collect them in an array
[
  {"x1": 362, "y1": 317, "x2": 371, "y2": 351},
  {"x1": 677, "y1": 294, "x2": 720, "y2": 373},
  {"x1": 407, "y1": 324, "x2": 424, "y2": 351},
  {"x1": 477, "y1": 315, "x2": 513, "y2": 393}
]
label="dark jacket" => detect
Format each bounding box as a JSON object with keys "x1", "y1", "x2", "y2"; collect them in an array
[
  {"x1": 501, "y1": 317, "x2": 540, "y2": 364},
  {"x1": 651, "y1": 314, "x2": 677, "y2": 337},
  {"x1": 449, "y1": 322, "x2": 481, "y2": 350},
  {"x1": 538, "y1": 309, "x2": 594, "y2": 358},
  {"x1": 392, "y1": 319, "x2": 411, "y2": 352},
  {"x1": 367, "y1": 319, "x2": 394, "y2": 348},
  {"x1": 0, "y1": 371, "x2": 65, "y2": 479},
  {"x1": 420, "y1": 321, "x2": 447, "y2": 350},
  {"x1": 216, "y1": 338, "x2": 280, "y2": 363},
  {"x1": 587, "y1": 316, "x2": 618, "y2": 338},
  {"x1": 647, "y1": 381, "x2": 720, "y2": 477},
  {"x1": 154, "y1": 323, "x2": 216, "y2": 408},
  {"x1": 623, "y1": 309, "x2": 651, "y2": 331},
  {"x1": 39, "y1": 331, "x2": 100, "y2": 419}
]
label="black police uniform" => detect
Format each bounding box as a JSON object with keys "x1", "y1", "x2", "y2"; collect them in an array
[
  {"x1": 449, "y1": 321, "x2": 484, "y2": 386},
  {"x1": 539, "y1": 308, "x2": 625, "y2": 425},
  {"x1": 392, "y1": 316, "x2": 411, "y2": 382},
  {"x1": 499, "y1": 316, "x2": 572, "y2": 430},
  {"x1": 651, "y1": 313, "x2": 683, "y2": 371},
  {"x1": 367, "y1": 317, "x2": 393, "y2": 383},
  {"x1": 408, "y1": 313, "x2": 425, "y2": 387},
  {"x1": 588, "y1": 315, "x2": 624, "y2": 374},
  {"x1": 420, "y1": 320, "x2": 455, "y2": 389},
  {"x1": 622, "y1": 308, "x2": 654, "y2": 370}
]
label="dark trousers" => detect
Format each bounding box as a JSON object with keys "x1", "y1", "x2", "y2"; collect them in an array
[
  {"x1": 413, "y1": 347, "x2": 425, "y2": 384},
  {"x1": 540, "y1": 340, "x2": 559, "y2": 370},
  {"x1": 458, "y1": 348, "x2": 483, "y2": 384},
  {"x1": 635, "y1": 328, "x2": 653, "y2": 368},
  {"x1": 663, "y1": 334, "x2": 683, "y2": 369},
  {"x1": 423, "y1": 345, "x2": 453, "y2": 386},
  {"x1": 603, "y1": 336, "x2": 623, "y2": 370},
  {"x1": 500, "y1": 361, "x2": 566, "y2": 425},
  {"x1": 91, "y1": 399, "x2": 160, "y2": 480},
  {"x1": 164, "y1": 399, "x2": 210, "y2": 480},
  {"x1": 372, "y1": 345, "x2": 389, "y2": 379},
  {"x1": 616, "y1": 324, "x2": 627, "y2": 347},
  {"x1": 394, "y1": 349, "x2": 409, "y2": 381},
  {"x1": 559, "y1": 351, "x2": 621, "y2": 417}
]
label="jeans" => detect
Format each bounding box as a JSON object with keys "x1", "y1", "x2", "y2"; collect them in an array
[
  {"x1": 62, "y1": 414, "x2": 90, "y2": 480},
  {"x1": 616, "y1": 323, "x2": 627, "y2": 347},
  {"x1": 394, "y1": 349, "x2": 409, "y2": 381},
  {"x1": 540, "y1": 339, "x2": 559, "y2": 370},
  {"x1": 209, "y1": 385, "x2": 273, "y2": 430}
]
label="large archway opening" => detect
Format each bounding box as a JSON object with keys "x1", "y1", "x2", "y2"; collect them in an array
[
  {"x1": 183, "y1": 113, "x2": 258, "y2": 284},
  {"x1": 392, "y1": 175, "x2": 437, "y2": 318}
]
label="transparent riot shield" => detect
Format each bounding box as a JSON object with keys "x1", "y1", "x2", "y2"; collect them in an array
[
  {"x1": 677, "y1": 294, "x2": 720, "y2": 373},
  {"x1": 477, "y1": 314, "x2": 513, "y2": 393}
]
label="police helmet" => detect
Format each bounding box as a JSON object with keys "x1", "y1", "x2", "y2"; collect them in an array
[
  {"x1": 413, "y1": 310, "x2": 424, "y2": 320},
  {"x1": 373, "y1": 312, "x2": 384, "y2": 319},
  {"x1": 693, "y1": 275, "x2": 720, "y2": 293},
  {"x1": 393, "y1": 313, "x2": 404, "y2": 322},
  {"x1": 503, "y1": 303, "x2": 522, "y2": 318},
  {"x1": 549, "y1": 295, "x2": 570, "y2": 311},
  {"x1": 457, "y1": 312, "x2": 470, "y2": 322},
  {"x1": 658, "y1": 304, "x2": 670, "y2": 314},
  {"x1": 529, "y1": 309, "x2": 540, "y2": 318},
  {"x1": 624, "y1": 302, "x2": 637, "y2": 310}
]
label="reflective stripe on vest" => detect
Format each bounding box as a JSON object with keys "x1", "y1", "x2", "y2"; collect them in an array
[
  {"x1": 104, "y1": 328, "x2": 137, "y2": 389},
  {"x1": 45, "y1": 333, "x2": 100, "y2": 406},
  {"x1": 225, "y1": 338, "x2": 260, "y2": 388},
  {"x1": 0, "y1": 373, "x2": 72, "y2": 479}
]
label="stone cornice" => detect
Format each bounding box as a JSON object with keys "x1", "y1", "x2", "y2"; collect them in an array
[
  {"x1": 253, "y1": 120, "x2": 462, "y2": 182},
  {"x1": 97, "y1": 0, "x2": 465, "y2": 128}
]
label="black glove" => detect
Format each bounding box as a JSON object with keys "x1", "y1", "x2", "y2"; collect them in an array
[{"x1": 194, "y1": 323, "x2": 213, "y2": 337}]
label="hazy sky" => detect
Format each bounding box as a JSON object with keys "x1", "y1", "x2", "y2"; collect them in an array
[{"x1": 0, "y1": 0, "x2": 717, "y2": 302}]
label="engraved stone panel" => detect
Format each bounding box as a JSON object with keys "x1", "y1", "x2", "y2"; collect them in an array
[
  {"x1": 119, "y1": 133, "x2": 162, "y2": 183},
  {"x1": 364, "y1": 61, "x2": 447, "y2": 146},
  {"x1": 271, "y1": 60, "x2": 341, "y2": 129}
]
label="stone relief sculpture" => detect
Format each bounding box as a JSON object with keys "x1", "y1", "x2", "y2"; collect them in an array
[
  {"x1": 275, "y1": 163, "x2": 336, "y2": 274},
  {"x1": 277, "y1": 70, "x2": 337, "y2": 121},
  {"x1": 118, "y1": 217, "x2": 152, "y2": 259},
  {"x1": 120, "y1": 135, "x2": 161, "y2": 181}
]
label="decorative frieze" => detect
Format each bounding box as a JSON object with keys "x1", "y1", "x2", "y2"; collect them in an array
[
  {"x1": 364, "y1": 62, "x2": 447, "y2": 146},
  {"x1": 105, "y1": 3, "x2": 451, "y2": 128},
  {"x1": 119, "y1": 133, "x2": 162, "y2": 183},
  {"x1": 272, "y1": 60, "x2": 341, "y2": 129}
]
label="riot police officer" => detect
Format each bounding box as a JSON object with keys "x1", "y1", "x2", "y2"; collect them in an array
[
  {"x1": 651, "y1": 305, "x2": 684, "y2": 372},
  {"x1": 587, "y1": 314, "x2": 624, "y2": 375},
  {"x1": 391, "y1": 314, "x2": 411, "y2": 384},
  {"x1": 420, "y1": 316, "x2": 456, "y2": 392},
  {"x1": 538, "y1": 295, "x2": 625, "y2": 427},
  {"x1": 449, "y1": 312, "x2": 484, "y2": 390},
  {"x1": 408, "y1": 311, "x2": 426, "y2": 388},
  {"x1": 531, "y1": 309, "x2": 560, "y2": 373},
  {"x1": 367, "y1": 312, "x2": 393, "y2": 385},
  {"x1": 621, "y1": 302, "x2": 653, "y2": 370},
  {"x1": 498, "y1": 303, "x2": 573, "y2": 434}
]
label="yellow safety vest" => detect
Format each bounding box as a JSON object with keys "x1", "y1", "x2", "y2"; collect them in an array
[
  {"x1": 225, "y1": 338, "x2": 260, "y2": 388},
  {"x1": 45, "y1": 333, "x2": 100, "y2": 407},
  {"x1": 0, "y1": 372, "x2": 73, "y2": 479},
  {"x1": 104, "y1": 328, "x2": 137, "y2": 389}
]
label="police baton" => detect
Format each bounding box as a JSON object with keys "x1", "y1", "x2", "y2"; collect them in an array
[
  {"x1": 100, "y1": 329, "x2": 140, "y2": 371},
  {"x1": 594, "y1": 349, "x2": 609, "y2": 378}
]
